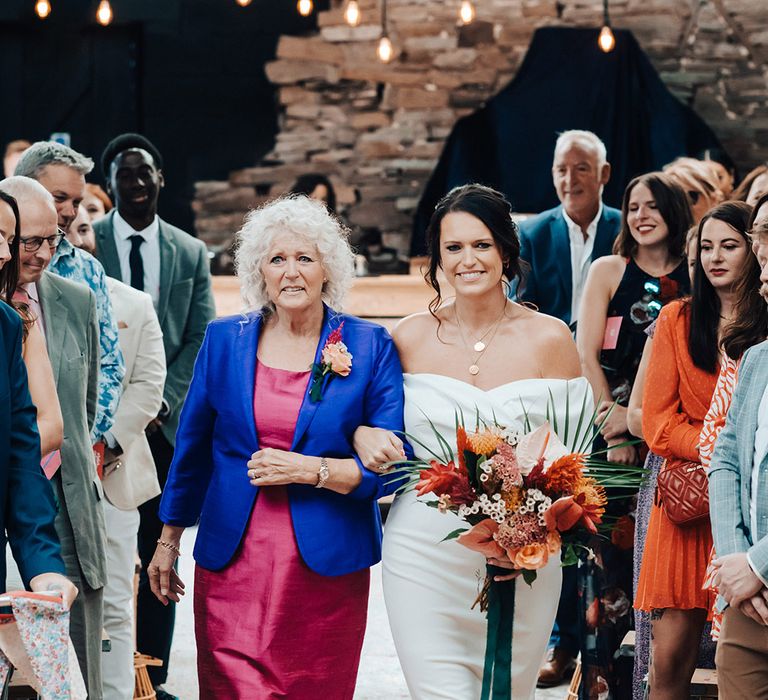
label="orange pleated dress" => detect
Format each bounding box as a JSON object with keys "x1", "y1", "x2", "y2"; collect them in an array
[{"x1": 635, "y1": 300, "x2": 718, "y2": 612}]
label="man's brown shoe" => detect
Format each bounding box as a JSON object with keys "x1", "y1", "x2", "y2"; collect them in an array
[{"x1": 536, "y1": 647, "x2": 577, "y2": 688}]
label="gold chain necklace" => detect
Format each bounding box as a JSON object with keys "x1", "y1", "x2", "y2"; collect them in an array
[{"x1": 454, "y1": 303, "x2": 507, "y2": 376}]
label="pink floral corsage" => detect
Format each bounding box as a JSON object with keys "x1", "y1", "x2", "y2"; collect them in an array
[{"x1": 309, "y1": 323, "x2": 353, "y2": 402}]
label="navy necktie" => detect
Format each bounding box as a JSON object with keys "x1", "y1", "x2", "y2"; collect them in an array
[{"x1": 129, "y1": 235, "x2": 145, "y2": 292}]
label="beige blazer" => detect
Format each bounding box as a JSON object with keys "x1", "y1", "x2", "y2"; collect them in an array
[{"x1": 103, "y1": 278, "x2": 166, "y2": 511}]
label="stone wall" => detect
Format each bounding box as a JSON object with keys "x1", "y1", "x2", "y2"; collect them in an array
[{"x1": 193, "y1": 0, "x2": 768, "y2": 253}]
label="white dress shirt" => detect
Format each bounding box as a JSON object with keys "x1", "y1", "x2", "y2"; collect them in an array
[
  {"x1": 562, "y1": 203, "x2": 603, "y2": 324},
  {"x1": 112, "y1": 211, "x2": 161, "y2": 308}
]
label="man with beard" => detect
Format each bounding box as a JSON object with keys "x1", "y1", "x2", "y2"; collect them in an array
[
  {"x1": 93, "y1": 133, "x2": 215, "y2": 700},
  {"x1": 710, "y1": 191, "x2": 768, "y2": 697}
]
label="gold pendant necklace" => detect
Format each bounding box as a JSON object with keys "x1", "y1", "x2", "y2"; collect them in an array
[{"x1": 455, "y1": 303, "x2": 507, "y2": 376}]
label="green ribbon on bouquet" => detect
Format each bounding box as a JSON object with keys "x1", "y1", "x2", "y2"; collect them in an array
[{"x1": 481, "y1": 565, "x2": 516, "y2": 700}]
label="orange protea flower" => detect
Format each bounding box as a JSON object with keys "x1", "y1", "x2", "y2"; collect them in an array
[
  {"x1": 467, "y1": 428, "x2": 502, "y2": 456},
  {"x1": 544, "y1": 453, "x2": 586, "y2": 494},
  {"x1": 571, "y1": 479, "x2": 607, "y2": 533}
]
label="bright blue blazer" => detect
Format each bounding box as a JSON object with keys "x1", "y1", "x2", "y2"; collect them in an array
[
  {"x1": 0, "y1": 301, "x2": 64, "y2": 590},
  {"x1": 159, "y1": 307, "x2": 407, "y2": 576},
  {"x1": 516, "y1": 204, "x2": 622, "y2": 325}
]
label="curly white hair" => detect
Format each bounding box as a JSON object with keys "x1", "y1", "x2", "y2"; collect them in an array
[{"x1": 235, "y1": 195, "x2": 355, "y2": 314}]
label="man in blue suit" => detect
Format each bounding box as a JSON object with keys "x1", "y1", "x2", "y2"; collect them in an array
[
  {"x1": 517, "y1": 130, "x2": 622, "y2": 329},
  {"x1": 0, "y1": 298, "x2": 75, "y2": 604},
  {"x1": 517, "y1": 131, "x2": 622, "y2": 688}
]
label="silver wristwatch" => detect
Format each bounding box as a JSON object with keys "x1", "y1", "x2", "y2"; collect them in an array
[{"x1": 315, "y1": 457, "x2": 330, "y2": 489}]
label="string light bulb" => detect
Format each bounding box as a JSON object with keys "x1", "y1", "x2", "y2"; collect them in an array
[
  {"x1": 236, "y1": 0, "x2": 253, "y2": 5},
  {"x1": 459, "y1": 0, "x2": 475, "y2": 25},
  {"x1": 297, "y1": 0, "x2": 313, "y2": 16},
  {"x1": 377, "y1": 34, "x2": 393, "y2": 63},
  {"x1": 598, "y1": 0, "x2": 615, "y2": 53},
  {"x1": 344, "y1": 0, "x2": 361, "y2": 27},
  {"x1": 96, "y1": 0, "x2": 113, "y2": 25},
  {"x1": 35, "y1": 0, "x2": 52, "y2": 18},
  {"x1": 598, "y1": 25, "x2": 615, "y2": 52}
]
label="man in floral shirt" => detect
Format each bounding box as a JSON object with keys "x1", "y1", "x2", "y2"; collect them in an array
[{"x1": 15, "y1": 142, "x2": 125, "y2": 445}]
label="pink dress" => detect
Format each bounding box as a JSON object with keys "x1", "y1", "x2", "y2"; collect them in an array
[{"x1": 194, "y1": 360, "x2": 370, "y2": 699}]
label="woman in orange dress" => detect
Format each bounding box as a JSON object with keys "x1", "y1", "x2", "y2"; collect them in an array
[{"x1": 635, "y1": 201, "x2": 756, "y2": 699}]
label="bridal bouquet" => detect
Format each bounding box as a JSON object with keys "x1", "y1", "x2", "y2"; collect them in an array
[{"x1": 393, "y1": 398, "x2": 644, "y2": 589}]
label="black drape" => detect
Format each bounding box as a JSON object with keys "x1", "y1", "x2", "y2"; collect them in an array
[{"x1": 411, "y1": 27, "x2": 729, "y2": 255}]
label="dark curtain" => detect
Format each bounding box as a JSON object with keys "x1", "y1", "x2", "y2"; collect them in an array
[{"x1": 411, "y1": 27, "x2": 729, "y2": 255}]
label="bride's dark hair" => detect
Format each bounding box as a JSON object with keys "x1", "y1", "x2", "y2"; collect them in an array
[{"x1": 424, "y1": 184, "x2": 524, "y2": 316}]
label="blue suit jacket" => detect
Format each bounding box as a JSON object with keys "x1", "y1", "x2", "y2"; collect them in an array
[
  {"x1": 517, "y1": 204, "x2": 622, "y2": 324},
  {"x1": 159, "y1": 308, "x2": 407, "y2": 576},
  {"x1": 0, "y1": 301, "x2": 64, "y2": 590}
]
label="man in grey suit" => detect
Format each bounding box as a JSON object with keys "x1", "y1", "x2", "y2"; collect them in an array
[
  {"x1": 0, "y1": 177, "x2": 105, "y2": 699},
  {"x1": 710, "y1": 193, "x2": 768, "y2": 697},
  {"x1": 93, "y1": 133, "x2": 215, "y2": 698}
]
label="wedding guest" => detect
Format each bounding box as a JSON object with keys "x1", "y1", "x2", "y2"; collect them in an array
[
  {"x1": 290, "y1": 173, "x2": 337, "y2": 214},
  {"x1": 66, "y1": 204, "x2": 97, "y2": 255},
  {"x1": 664, "y1": 157, "x2": 724, "y2": 223},
  {"x1": 0, "y1": 190, "x2": 63, "y2": 456},
  {"x1": 3, "y1": 139, "x2": 30, "y2": 178},
  {"x1": 0, "y1": 176, "x2": 105, "y2": 698},
  {"x1": 94, "y1": 132, "x2": 215, "y2": 698},
  {"x1": 148, "y1": 196, "x2": 406, "y2": 699},
  {"x1": 68, "y1": 203, "x2": 167, "y2": 700},
  {"x1": 14, "y1": 141, "x2": 125, "y2": 447},
  {"x1": 635, "y1": 198, "x2": 755, "y2": 699},
  {"x1": 83, "y1": 183, "x2": 112, "y2": 222},
  {"x1": 732, "y1": 163, "x2": 768, "y2": 207},
  {"x1": 709, "y1": 193, "x2": 768, "y2": 697},
  {"x1": 516, "y1": 130, "x2": 621, "y2": 687},
  {"x1": 576, "y1": 172, "x2": 692, "y2": 696}
]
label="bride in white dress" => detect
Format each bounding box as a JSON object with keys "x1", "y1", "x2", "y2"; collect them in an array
[{"x1": 355, "y1": 184, "x2": 592, "y2": 699}]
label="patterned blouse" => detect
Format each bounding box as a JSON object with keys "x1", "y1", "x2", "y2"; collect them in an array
[
  {"x1": 49, "y1": 238, "x2": 125, "y2": 441},
  {"x1": 700, "y1": 355, "x2": 740, "y2": 470}
]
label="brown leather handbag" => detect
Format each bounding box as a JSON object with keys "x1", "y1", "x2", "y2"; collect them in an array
[{"x1": 655, "y1": 458, "x2": 710, "y2": 526}]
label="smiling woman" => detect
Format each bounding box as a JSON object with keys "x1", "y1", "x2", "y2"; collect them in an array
[{"x1": 149, "y1": 194, "x2": 407, "y2": 699}]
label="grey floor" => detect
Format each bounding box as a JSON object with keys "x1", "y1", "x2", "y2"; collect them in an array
[{"x1": 164, "y1": 527, "x2": 569, "y2": 699}]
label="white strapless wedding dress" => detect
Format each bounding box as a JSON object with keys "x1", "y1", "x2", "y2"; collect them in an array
[{"x1": 383, "y1": 374, "x2": 593, "y2": 700}]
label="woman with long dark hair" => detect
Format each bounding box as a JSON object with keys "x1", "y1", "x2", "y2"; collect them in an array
[
  {"x1": 575, "y1": 172, "x2": 693, "y2": 696},
  {"x1": 635, "y1": 200, "x2": 756, "y2": 699},
  {"x1": 354, "y1": 184, "x2": 593, "y2": 697},
  {"x1": 0, "y1": 189, "x2": 62, "y2": 456}
]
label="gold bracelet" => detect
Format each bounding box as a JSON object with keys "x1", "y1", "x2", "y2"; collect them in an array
[{"x1": 157, "y1": 539, "x2": 181, "y2": 557}]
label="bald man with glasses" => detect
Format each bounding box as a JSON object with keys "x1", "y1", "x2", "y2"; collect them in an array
[{"x1": 0, "y1": 176, "x2": 106, "y2": 699}]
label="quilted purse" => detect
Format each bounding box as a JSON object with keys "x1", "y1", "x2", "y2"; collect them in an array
[{"x1": 655, "y1": 458, "x2": 710, "y2": 526}]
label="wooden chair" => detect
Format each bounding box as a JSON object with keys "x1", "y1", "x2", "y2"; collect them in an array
[
  {"x1": 566, "y1": 661, "x2": 582, "y2": 699},
  {"x1": 134, "y1": 653, "x2": 163, "y2": 700}
]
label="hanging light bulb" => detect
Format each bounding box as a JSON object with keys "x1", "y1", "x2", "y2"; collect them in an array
[
  {"x1": 377, "y1": 34, "x2": 393, "y2": 63},
  {"x1": 344, "y1": 0, "x2": 361, "y2": 27},
  {"x1": 598, "y1": 25, "x2": 615, "y2": 52},
  {"x1": 35, "y1": 0, "x2": 52, "y2": 18},
  {"x1": 297, "y1": 0, "x2": 313, "y2": 16},
  {"x1": 458, "y1": 0, "x2": 475, "y2": 25},
  {"x1": 598, "y1": 0, "x2": 615, "y2": 53},
  {"x1": 96, "y1": 0, "x2": 113, "y2": 25},
  {"x1": 236, "y1": 0, "x2": 253, "y2": 5}
]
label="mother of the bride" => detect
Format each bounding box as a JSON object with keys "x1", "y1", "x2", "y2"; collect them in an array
[{"x1": 147, "y1": 196, "x2": 406, "y2": 698}]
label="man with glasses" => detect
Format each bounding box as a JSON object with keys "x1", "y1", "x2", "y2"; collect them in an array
[
  {"x1": 14, "y1": 141, "x2": 125, "y2": 454},
  {"x1": 0, "y1": 176, "x2": 106, "y2": 700}
]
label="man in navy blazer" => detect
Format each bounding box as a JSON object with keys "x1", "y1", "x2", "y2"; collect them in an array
[
  {"x1": 0, "y1": 298, "x2": 75, "y2": 603},
  {"x1": 517, "y1": 131, "x2": 622, "y2": 688},
  {"x1": 517, "y1": 130, "x2": 622, "y2": 330}
]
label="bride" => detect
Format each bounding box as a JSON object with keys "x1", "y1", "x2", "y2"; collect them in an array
[{"x1": 355, "y1": 184, "x2": 592, "y2": 699}]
